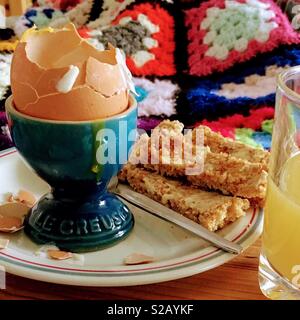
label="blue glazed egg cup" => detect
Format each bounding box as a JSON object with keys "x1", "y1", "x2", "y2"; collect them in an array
[{"x1": 6, "y1": 96, "x2": 137, "y2": 253}]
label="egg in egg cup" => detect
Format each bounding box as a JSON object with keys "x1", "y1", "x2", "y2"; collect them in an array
[
  {"x1": 6, "y1": 95, "x2": 137, "y2": 252},
  {"x1": 5, "y1": 24, "x2": 139, "y2": 252}
]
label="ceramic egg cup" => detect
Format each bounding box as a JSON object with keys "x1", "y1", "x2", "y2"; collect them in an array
[{"x1": 6, "y1": 96, "x2": 137, "y2": 253}]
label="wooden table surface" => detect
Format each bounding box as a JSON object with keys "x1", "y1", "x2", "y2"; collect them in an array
[{"x1": 0, "y1": 239, "x2": 266, "y2": 300}]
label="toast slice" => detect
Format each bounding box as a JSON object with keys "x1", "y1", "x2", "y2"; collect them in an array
[
  {"x1": 198, "y1": 125, "x2": 269, "y2": 170},
  {"x1": 149, "y1": 120, "x2": 269, "y2": 168},
  {"x1": 128, "y1": 120, "x2": 268, "y2": 206},
  {"x1": 120, "y1": 165, "x2": 250, "y2": 232}
]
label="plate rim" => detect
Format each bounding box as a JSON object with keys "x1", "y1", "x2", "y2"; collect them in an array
[{"x1": 0, "y1": 148, "x2": 263, "y2": 286}]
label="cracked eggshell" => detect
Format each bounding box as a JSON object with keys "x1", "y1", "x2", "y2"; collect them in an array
[
  {"x1": 0, "y1": 202, "x2": 30, "y2": 219},
  {"x1": 18, "y1": 86, "x2": 129, "y2": 121},
  {"x1": 0, "y1": 202, "x2": 30, "y2": 233},
  {"x1": 11, "y1": 23, "x2": 129, "y2": 121}
]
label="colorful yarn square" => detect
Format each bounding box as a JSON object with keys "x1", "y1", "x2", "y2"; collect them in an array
[
  {"x1": 88, "y1": 0, "x2": 175, "y2": 28},
  {"x1": 134, "y1": 78, "x2": 179, "y2": 117},
  {"x1": 183, "y1": 46, "x2": 300, "y2": 120},
  {"x1": 13, "y1": 0, "x2": 98, "y2": 36},
  {"x1": 89, "y1": 3, "x2": 176, "y2": 76},
  {"x1": 185, "y1": 0, "x2": 300, "y2": 76}
]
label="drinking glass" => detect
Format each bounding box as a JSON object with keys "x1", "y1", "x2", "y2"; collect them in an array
[{"x1": 259, "y1": 66, "x2": 300, "y2": 299}]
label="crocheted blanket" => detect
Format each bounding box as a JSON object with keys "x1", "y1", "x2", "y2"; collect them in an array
[{"x1": 0, "y1": 0, "x2": 299, "y2": 151}]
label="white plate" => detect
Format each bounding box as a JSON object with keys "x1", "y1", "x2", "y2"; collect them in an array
[{"x1": 0, "y1": 148, "x2": 263, "y2": 287}]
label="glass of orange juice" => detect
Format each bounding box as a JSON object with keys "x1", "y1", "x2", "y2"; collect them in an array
[{"x1": 259, "y1": 66, "x2": 300, "y2": 299}]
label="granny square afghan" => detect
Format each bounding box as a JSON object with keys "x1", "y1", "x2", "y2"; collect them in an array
[
  {"x1": 1, "y1": 0, "x2": 298, "y2": 151},
  {"x1": 185, "y1": 0, "x2": 300, "y2": 76}
]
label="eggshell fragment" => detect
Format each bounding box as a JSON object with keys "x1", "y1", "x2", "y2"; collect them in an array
[
  {"x1": 0, "y1": 216, "x2": 23, "y2": 233},
  {"x1": 11, "y1": 23, "x2": 130, "y2": 121},
  {"x1": 35, "y1": 245, "x2": 59, "y2": 257},
  {"x1": 47, "y1": 250, "x2": 73, "y2": 260},
  {"x1": 15, "y1": 190, "x2": 36, "y2": 208},
  {"x1": 86, "y1": 56, "x2": 126, "y2": 97},
  {"x1": 0, "y1": 202, "x2": 29, "y2": 233},
  {"x1": 6, "y1": 193, "x2": 14, "y2": 203},
  {"x1": 0, "y1": 202, "x2": 30, "y2": 219},
  {"x1": 124, "y1": 253, "x2": 155, "y2": 265}
]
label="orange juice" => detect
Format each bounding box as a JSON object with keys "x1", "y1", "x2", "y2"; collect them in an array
[{"x1": 263, "y1": 153, "x2": 300, "y2": 283}]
